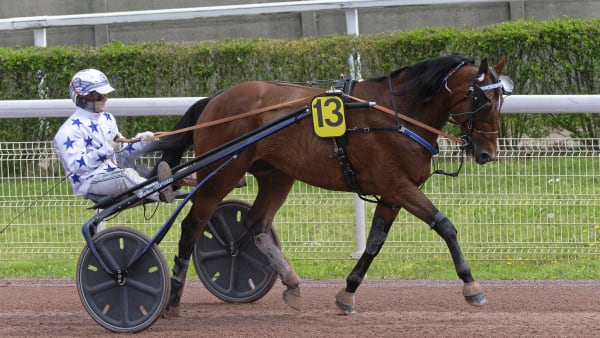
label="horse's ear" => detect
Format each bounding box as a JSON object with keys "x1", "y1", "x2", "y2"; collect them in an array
[
  {"x1": 477, "y1": 58, "x2": 489, "y2": 76},
  {"x1": 494, "y1": 55, "x2": 506, "y2": 75}
]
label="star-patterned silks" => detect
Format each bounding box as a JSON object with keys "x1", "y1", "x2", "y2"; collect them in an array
[
  {"x1": 52, "y1": 107, "x2": 152, "y2": 196},
  {"x1": 63, "y1": 137, "x2": 75, "y2": 149},
  {"x1": 71, "y1": 118, "x2": 83, "y2": 127},
  {"x1": 88, "y1": 122, "x2": 99, "y2": 133}
]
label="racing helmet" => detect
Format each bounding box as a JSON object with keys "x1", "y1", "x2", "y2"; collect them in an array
[{"x1": 69, "y1": 69, "x2": 115, "y2": 111}]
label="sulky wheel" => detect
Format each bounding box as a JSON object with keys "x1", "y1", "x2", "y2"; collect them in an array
[
  {"x1": 76, "y1": 226, "x2": 170, "y2": 333},
  {"x1": 192, "y1": 199, "x2": 278, "y2": 303}
]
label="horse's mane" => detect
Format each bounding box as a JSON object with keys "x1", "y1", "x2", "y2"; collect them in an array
[{"x1": 374, "y1": 55, "x2": 475, "y2": 101}]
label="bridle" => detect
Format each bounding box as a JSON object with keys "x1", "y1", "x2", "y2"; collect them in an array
[{"x1": 445, "y1": 62, "x2": 505, "y2": 149}]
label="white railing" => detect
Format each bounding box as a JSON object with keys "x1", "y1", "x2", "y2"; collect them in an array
[
  {"x1": 0, "y1": 98, "x2": 204, "y2": 118},
  {"x1": 0, "y1": 0, "x2": 511, "y2": 46},
  {"x1": 2, "y1": 95, "x2": 600, "y2": 118}
]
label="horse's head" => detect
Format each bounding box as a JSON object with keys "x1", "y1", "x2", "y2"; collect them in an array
[{"x1": 446, "y1": 57, "x2": 512, "y2": 164}]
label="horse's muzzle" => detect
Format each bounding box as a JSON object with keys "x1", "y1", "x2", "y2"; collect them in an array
[
  {"x1": 468, "y1": 135, "x2": 497, "y2": 164},
  {"x1": 475, "y1": 151, "x2": 496, "y2": 164}
]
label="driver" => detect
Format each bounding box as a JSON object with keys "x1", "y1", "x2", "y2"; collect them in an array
[{"x1": 53, "y1": 68, "x2": 175, "y2": 203}]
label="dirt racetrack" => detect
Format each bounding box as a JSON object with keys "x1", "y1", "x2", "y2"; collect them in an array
[{"x1": 1, "y1": 278, "x2": 599, "y2": 337}]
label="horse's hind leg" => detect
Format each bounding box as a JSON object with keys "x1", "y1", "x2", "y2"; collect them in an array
[
  {"x1": 336, "y1": 202, "x2": 398, "y2": 314},
  {"x1": 164, "y1": 170, "x2": 247, "y2": 317},
  {"x1": 163, "y1": 210, "x2": 197, "y2": 317},
  {"x1": 247, "y1": 170, "x2": 302, "y2": 310}
]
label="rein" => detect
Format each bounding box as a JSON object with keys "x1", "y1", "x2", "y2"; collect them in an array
[
  {"x1": 344, "y1": 94, "x2": 465, "y2": 145},
  {"x1": 134, "y1": 96, "x2": 314, "y2": 142},
  {"x1": 123, "y1": 92, "x2": 462, "y2": 148},
  {"x1": 0, "y1": 174, "x2": 70, "y2": 234}
]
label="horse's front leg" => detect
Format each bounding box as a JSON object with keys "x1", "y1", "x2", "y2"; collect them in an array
[
  {"x1": 336, "y1": 202, "x2": 398, "y2": 314},
  {"x1": 402, "y1": 187, "x2": 486, "y2": 306},
  {"x1": 430, "y1": 211, "x2": 486, "y2": 306}
]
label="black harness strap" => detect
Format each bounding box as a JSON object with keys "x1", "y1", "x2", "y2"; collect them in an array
[
  {"x1": 332, "y1": 78, "x2": 400, "y2": 210},
  {"x1": 335, "y1": 77, "x2": 357, "y2": 95},
  {"x1": 332, "y1": 135, "x2": 360, "y2": 193},
  {"x1": 332, "y1": 81, "x2": 361, "y2": 193}
]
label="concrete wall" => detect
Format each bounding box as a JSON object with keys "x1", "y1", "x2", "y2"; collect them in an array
[{"x1": 1, "y1": 0, "x2": 599, "y2": 47}]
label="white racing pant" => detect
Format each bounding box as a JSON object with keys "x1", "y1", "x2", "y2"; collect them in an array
[{"x1": 88, "y1": 167, "x2": 160, "y2": 201}]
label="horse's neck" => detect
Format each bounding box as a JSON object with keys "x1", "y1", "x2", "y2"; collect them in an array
[
  {"x1": 351, "y1": 80, "x2": 391, "y2": 107},
  {"x1": 353, "y1": 79, "x2": 450, "y2": 137}
]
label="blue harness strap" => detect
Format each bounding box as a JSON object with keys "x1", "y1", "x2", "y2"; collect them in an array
[{"x1": 399, "y1": 126, "x2": 440, "y2": 155}]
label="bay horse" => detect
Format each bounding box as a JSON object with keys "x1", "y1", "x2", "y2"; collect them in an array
[{"x1": 150, "y1": 55, "x2": 508, "y2": 315}]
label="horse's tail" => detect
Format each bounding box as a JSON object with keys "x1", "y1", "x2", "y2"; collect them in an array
[{"x1": 143, "y1": 97, "x2": 211, "y2": 177}]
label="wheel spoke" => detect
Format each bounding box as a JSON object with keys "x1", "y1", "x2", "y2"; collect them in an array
[
  {"x1": 227, "y1": 255, "x2": 239, "y2": 292},
  {"x1": 194, "y1": 247, "x2": 230, "y2": 261},
  {"x1": 205, "y1": 216, "x2": 232, "y2": 247},
  {"x1": 96, "y1": 242, "x2": 121, "y2": 271},
  {"x1": 125, "y1": 277, "x2": 163, "y2": 296},
  {"x1": 238, "y1": 249, "x2": 270, "y2": 271},
  {"x1": 119, "y1": 286, "x2": 131, "y2": 327},
  {"x1": 82, "y1": 278, "x2": 117, "y2": 295}
]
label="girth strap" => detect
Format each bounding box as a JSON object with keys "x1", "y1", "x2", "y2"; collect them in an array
[
  {"x1": 332, "y1": 136, "x2": 399, "y2": 209},
  {"x1": 332, "y1": 81, "x2": 361, "y2": 195},
  {"x1": 332, "y1": 135, "x2": 360, "y2": 194}
]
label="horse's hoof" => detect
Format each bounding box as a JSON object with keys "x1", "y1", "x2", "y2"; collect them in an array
[
  {"x1": 335, "y1": 289, "x2": 355, "y2": 315},
  {"x1": 463, "y1": 281, "x2": 487, "y2": 306},
  {"x1": 283, "y1": 285, "x2": 302, "y2": 311},
  {"x1": 465, "y1": 292, "x2": 487, "y2": 306},
  {"x1": 162, "y1": 305, "x2": 180, "y2": 318}
]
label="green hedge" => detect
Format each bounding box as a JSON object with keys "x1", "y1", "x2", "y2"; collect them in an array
[{"x1": 1, "y1": 18, "x2": 599, "y2": 141}]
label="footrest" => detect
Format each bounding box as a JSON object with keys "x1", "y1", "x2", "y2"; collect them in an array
[{"x1": 85, "y1": 191, "x2": 190, "y2": 205}]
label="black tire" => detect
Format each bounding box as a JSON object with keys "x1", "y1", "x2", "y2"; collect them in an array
[
  {"x1": 76, "y1": 226, "x2": 170, "y2": 333},
  {"x1": 192, "y1": 200, "x2": 277, "y2": 303}
]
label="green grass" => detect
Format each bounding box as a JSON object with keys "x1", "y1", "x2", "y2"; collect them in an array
[
  {"x1": 2, "y1": 155, "x2": 600, "y2": 280},
  {"x1": 2, "y1": 258, "x2": 600, "y2": 280}
]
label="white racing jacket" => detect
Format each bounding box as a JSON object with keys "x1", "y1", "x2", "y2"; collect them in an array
[{"x1": 53, "y1": 107, "x2": 151, "y2": 196}]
